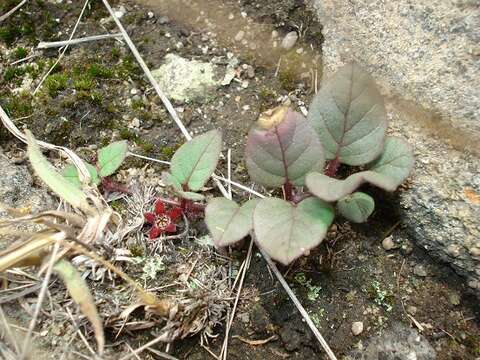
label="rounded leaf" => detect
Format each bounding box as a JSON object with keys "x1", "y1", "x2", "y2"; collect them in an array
[
  {"x1": 206, "y1": 198, "x2": 259, "y2": 247},
  {"x1": 306, "y1": 137, "x2": 414, "y2": 202},
  {"x1": 170, "y1": 130, "x2": 222, "y2": 191},
  {"x1": 337, "y1": 192, "x2": 375, "y2": 223},
  {"x1": 307, "y1": 63, "x2": 387, "y2": 165},
  {"x1": 97, "y1": 140, "x2": 128, "y2": 177},
  {"x1": 162, "y1": 172, "x2": 205, "y2": 201},
  {"x1": 254, "y1": 197, "x2": 334, "y2": 265},
  {"x1": 246, "y1": 108, "x2": 324, "y2": 187}
]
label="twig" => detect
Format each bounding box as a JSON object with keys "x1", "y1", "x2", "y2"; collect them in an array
[
  {"x1": 37, "y1": 33, "x2": 122, "y2": 49},
  {"x1": 19, "y1": 240, "x2": 61, "y2": 359},
  {"x1": 65, "y1": 307, "x2": 97, "y2": 357},
  {"x1": 259, "y1": 247, "x2": 338, "y2": 360},
  {"x1": 0, "y1": 306, "x2": 19, "y2": 354},
  {"x1": 101, "y1": 0, "x2": 230, "y2": 199},
  {"x1": 33, "y1": 0, "x2": 90, "y2": 95},
  {"x1": 118, "y1": 332, "x2": 179, "y2": 360},
  {"x1": 0, "y1": 0, "x2": 28, "y2": 23},
  {"x1": 227, "y1": 149, "x2": 232, "y2": 200},
  {"x1": 220, "y1": 239, "x2": 254, "y2": 360},
  {"x1": 128, "y1": 152, "x2": 170, "y2": 165},
  {"x1": 100, "y1": 0, "x2": 191, "y2": 141},
  {"x1": 10, "y1": 53, "x2": 39, "y2": 66}
]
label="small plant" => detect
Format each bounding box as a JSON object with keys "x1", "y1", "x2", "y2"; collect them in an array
[
  {"x1": 62, "y1": 140, "x2": 128, "y2": 190},
  {"x1": 202, "y1": 63, "x2": 414, "y2": 265},
  {"x1": 144, "y1": 199, "x2": 183, "y2": 239},
  {"x1": 159, "y1": 63, "x2": 413, "y2": 265},
  {"x1": 44, "y1": 73, "x2": 68, "y2": 97}
]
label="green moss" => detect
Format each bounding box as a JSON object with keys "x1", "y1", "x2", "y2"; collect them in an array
[
  {"x1": 119, "y1": 127, "x2": 138, "y2": 141},
  {"x1": 131, "y1": 99, "x2": 144, "y2": 110},
  {"x1": 3, "y1": 66, "x2": 25, "y2": 82},
  {"x1": 44, "y1": 73, "x2": 68, "y2": 97},
  {"x1": 129, "y1": 244, "x2": 145, "y2": 257},
  {"x1": 14, "y1": 47, "x2": 27, "y2": 59},
  {"x1": 3, "y1": 93, "x2": 33, "y2": 117},
  {"x1": 90, "y1": 91, "x2": 103, "y2": 105},
  {"x1": 0, "y1": 26, "x2": 16, "y2": 46},
  {"x1": 111, "y1": 47, "x2": 120, "y2": 60},
  {"x1": 73, "y1": 77, "x2": 94, "y2": 91},
  {"x1": 88, "y1": 64, "x2": 114, "y2": 79},
  {"x1": 160, "y1": 146, "x2": 178, "y2": 159},
  {"x1": 139, "y1": 142, "x2": 154, "y2": 152},
  {"x1": 278, "y1": 51, "x2": 304, "y2": 91}
]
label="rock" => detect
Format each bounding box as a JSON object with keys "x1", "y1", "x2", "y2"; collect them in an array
[
  {"x1": 113, "y1": 5, "x2": 126, "y2": 19},
  {"x1": 350, "y1": 322, "x2": 436, "y2": 360},
  {"x1": 351, "y1": 322, "x2": 364, "y2": 336},
  {"x1": 448, "y1": 292, "x2": 461, "y2": 306},
  {"x1": 382, "y1": 236, "x2": 395, "y2": 251},
  {"x1": 281, "y1": 31, "x2": 298, "y2": 50},
  {"x1": 312, "y1": 0, "x2": 480, "y2": 297},
  {"x1": 413, "y1": 264, "x2": 428, "y2": 277},
  {"x1": 151, "y1": 54, "x2": 221, "y2": 102},
  {"x1": 0, "y1": 150, "x2": 55, "y2": 250},
  {"x1": 406, "y1": 305, "x2": 417, "y2": 315},
  {"x1": 234, "y1": 30, "x2": 245, "y2": 42}
]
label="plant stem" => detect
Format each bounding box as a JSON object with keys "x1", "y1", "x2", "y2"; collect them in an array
[
  {"x1": 325, "y1": 157, "x2": 340, "y2": 177},
  {"x1": 283, "y1": 182, "x2": 293, "y2": 201}
]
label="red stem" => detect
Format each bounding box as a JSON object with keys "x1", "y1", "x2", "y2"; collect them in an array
[
  {"x1": 283, "y1": 182, "x2": 293, "y2": 202},
  {"x1": 325, "y1": 158, "x2": 340, "y2": 177}
]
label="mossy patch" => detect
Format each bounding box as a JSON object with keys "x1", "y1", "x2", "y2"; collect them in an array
[{"x1": 44, "y1": 73, "x2": 68, "y2": 97}]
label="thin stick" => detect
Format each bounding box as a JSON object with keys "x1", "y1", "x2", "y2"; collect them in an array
[
  {"x1": 10, "y1": 53, "x2": 38, "y2": 66},
  {"x1": 100, "y1": 0, "x2": 191, "y2": 141},
  {"x1": 37, "y1": 33, "x2": 122, "y2": 49},
  {"x1": 118, "y1": 332, "x2": 179, "y2": 360},
  {"x1": 259, "y1": 247, "x2": 337, "y2": 360},
  {"x1": 19, "y1": 240, "x2": 61, "y2": 359},
  {"x1": 33, "y1": 0, "x2": 90, "y2": 95},
  {"x1": 220, "y1": 239, "x2": 254, "y2": 360},
  {"x1": 65, "y1": 307, "x2": 97, "y2": 357},
  {"x1": 0, "y1": 0, "x2": 28, "y2": 23},
  {"x1": 128, "y1": 152, "x2": 170, "y2": 165},
  {"x1": 0, "y1": 306, "x2": 19, "y2": 354},
  {"x1": 227, "y1": 149, "x2": 232, "y2": 200}
]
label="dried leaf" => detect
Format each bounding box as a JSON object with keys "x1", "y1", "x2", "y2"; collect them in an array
[
  {"x1": 170, "y1": 130, "x2": 222, "y2": 191},
  {"x1": 97, "y1": 141, "x2": 128, "y2": 177},
  {"x1": 53, "y1": 259, "x2": 104, "y2": 355},
  {"x1": 337, "y1": 192, "x2": 375, "y2": 223},
  {"x1": 205, "y1": 198, "x2": 259, "y2": 247},
  {"x1": 246, "y1": 108, "x2": 324, "y2": 187},
  {"x1": 308, "y1": 63, "x2": 387, "y2": 165},
  {"x1": 25, "y1": 130, "x2": 93, "y2": 213},
  {"x1": 254, "y1": 198, "x2": 334, "y2": 265},
  {"x1": 306, "y1": 137, "x2": 414, "y2": 202}
]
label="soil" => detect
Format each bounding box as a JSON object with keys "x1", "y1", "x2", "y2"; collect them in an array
[{"x1": 0, "y1": 0, "x2": 479, "y2": 359}]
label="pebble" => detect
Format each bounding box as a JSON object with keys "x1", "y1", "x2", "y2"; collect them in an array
[
  {"x1": 470, "y1": 247, "x2": 480, "y2": 257},
  {"x1": 158, "y1": 16, "x2": 170, "y2": 24},
  {"x1": 413, "y1": 264, "x2": 428, "y2": 277},
  {"x1": 130, "y1": 88, "x2": 139, "y2": 95},
  {"x1": 147, "y1": 11, "x2": 154, "y2": 19},
  {"x1": 281, "y1": 31, "x2": 298, "y2": 50},
  {"x1": 245, "y1": 65, "x2": 255, "y2": 79},
  {"x1": 406, "y1": 305, "x2": 418, "y2": 315},
  {"x1": 113, "y1": 6, "x2": 126, "y2": 18},
  {"x1": 447, "y1": 244, "x2": 461, "y2": 257},
  {"x1": 271, "y1": 30, "x2": 279, "y2": 39},
  {"x1": 351, "y1": 322, "x2": 364, "y2": 336},
  {"x1": 449, "y1": 292, "x2": 461, "y2": 306},
  {"x1": 234, "y1": 30, "x2": 245, "y2": 42},
  {"x1": 382, "y1": 236, "x2": 395, "y2": 251}
]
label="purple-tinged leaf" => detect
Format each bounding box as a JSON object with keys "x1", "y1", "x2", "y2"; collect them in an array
[
  {"x1": 254, "y1": 197, "x2": 334, "y2": 265},
  {"x1": 246, "y1": 107, "x2": 324, "y2": 187},
  {"x1": 205, "y1": 198, "x2": 259, "y2": 247},
  {"x1": 307, "y1": 63, "x2": 387, "y2": 166},
  {"x1": 337, "y1": 192, "x2": 375, "y2": 223},
  {"x1": 306, "y1": 137, "x2": 414, "y2": 202},
  {"x1": 171, "y1": 129, "x2": 222, "y2": 191}
]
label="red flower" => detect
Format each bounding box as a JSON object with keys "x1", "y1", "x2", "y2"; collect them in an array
[{"x1": 144, "y1": 200, "x2": 183, "y2": 239}]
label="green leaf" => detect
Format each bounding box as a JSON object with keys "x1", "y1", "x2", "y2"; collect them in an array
[
  {"x1": 54, "y1": 259, "x2": 104, "y2": 355},
  {"x1": 206, "y1": 198, "x2": 259, "y2": 247},
  {"x1": 97, "y1": 141, "x2": 128, "y2": 177},
  {"x1": 170, "y1": 130, "x2": 222, "y2": 191},
  {"x1": 307, "y1": 63, "x2": 387, "y2": 166},
  {"x1": 162, "y1": 172, "x2": 205, "y2": 201},
  {"x1": 62, "y1": 163, "x2": 100, "y2": 187},
  {"x1": 246, "y1": 108, "x2": 324, "y2": 187},
  {"x1": 25, "y1": 130, "x2": 93, "y2": 213},
  {"x1": 337, "y1": 192, "x2": 375, "y2": 223},
  {"x1": 306, "y1": 137, "x2": 414, "y2": 202},
  {"x1": 254, "y1": 198, "x2": 334, "y2": 265}
]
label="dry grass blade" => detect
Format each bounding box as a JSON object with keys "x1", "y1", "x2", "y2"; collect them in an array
[
  {"x1": 53, "y1": 259, "x2": 105, "y2": 355},
  {"x1": 0, "y1": 0, "x2": 28, "y2": 23},
  {"x1": 25, "y1": 130, "x2": 93, "y2": 214},
  {"x1": 37, "y1": 33, "x2": 122, "y2": 49}
]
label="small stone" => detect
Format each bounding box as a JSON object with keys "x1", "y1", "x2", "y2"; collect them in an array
[
  {"x1": 407, "y1": 305, "x2": 417, "y2": 315},
  {"x1": 447, "y1": 244, "x2": 461, "y2": 257},
  {"x1": 158, "y1": 16, "x2": 170, "y2": 24},
  {"x1": 234, "y1": 30, "x2": 245, "y2": 42},
  {"x1": 113, "y1": 6, "x2": 126, "y2": 18},
  {"x1": 271, "y1": 30, "x2": 279, "y2": 39},
  {"x1": 448, "y1": 292, "x2": 460, "y2": 306},
  {"x1": 413, "y1": 264, "x2": 428, "y2": 277},
  {"x1": 147, "y1": 11, "x2": 154, "y2": 19},
  {"x1": 352, "y1": 321, "x2": 364, "y2": 336},
  {"x1": 130, "y1": 88, "x2": 139, "y2": 95},
  {"x1": 281, "y1": 31, "x2": 298, "y2": 50},
  {"x1": 241, "y1": 80, "x2": 249, "y2": 88},
  {"x1": 382, "y1": 236, "x2": 395, "y2": 251},
  {"x1": 470, "y1": 247, "x2": 480, "y2": 257},
  {"x1": 400, "y1": 240, "x2": 414, "y2": 255},
  {"x1": 245, "y1": 65, "x2": 255, "y2": 78}
]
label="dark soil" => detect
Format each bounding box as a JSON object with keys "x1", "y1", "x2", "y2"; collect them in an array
[{"x1": 0, "y1": 0, "x2": 479, "y2": 359}]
